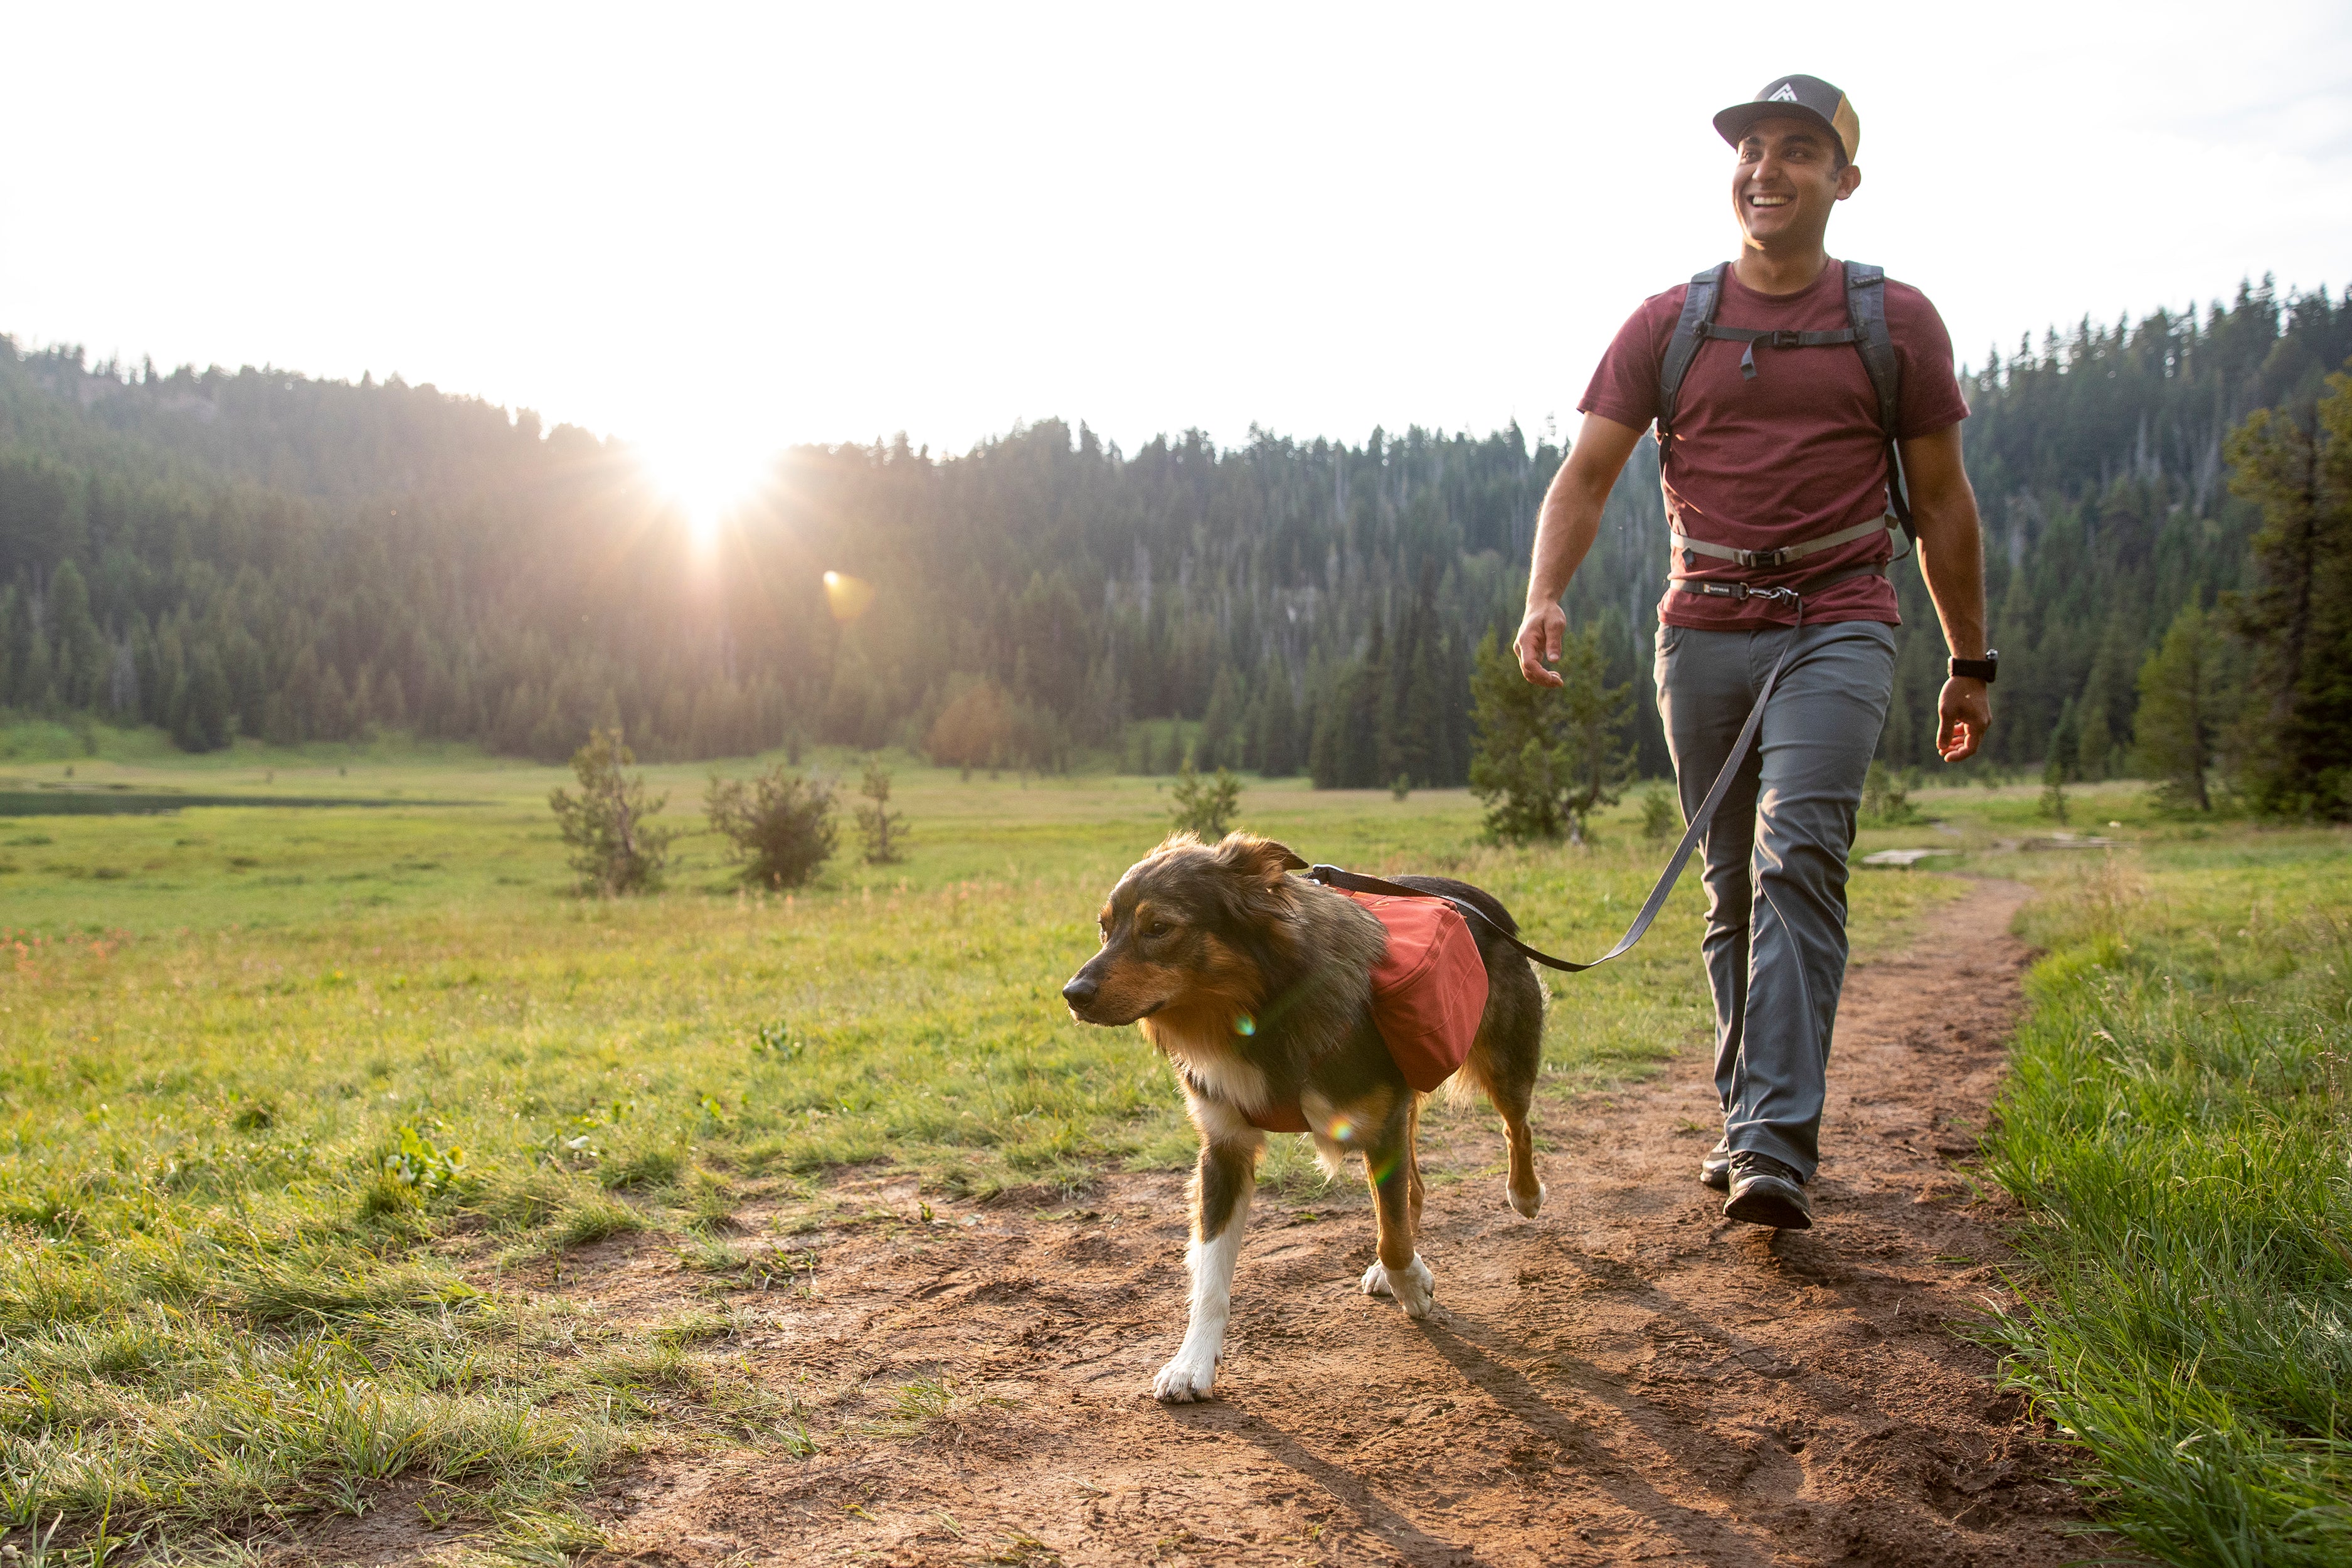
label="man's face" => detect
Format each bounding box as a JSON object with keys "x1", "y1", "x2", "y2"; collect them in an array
[{"x1": 1730, "y1": 117, "x2": 1860, "y2": 251}]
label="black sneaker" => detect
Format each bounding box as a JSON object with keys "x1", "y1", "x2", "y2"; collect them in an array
[
  {"x1": 1724, "y1": 1153, "x2": 1812, "y2": 1230},
  {"x1": 1700, "y1": 1140, "x2": 1731, "y2": 1192}
]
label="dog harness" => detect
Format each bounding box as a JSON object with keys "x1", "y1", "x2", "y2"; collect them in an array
[{"x1": 1236, "y1": 886, "x2": 1490, "y2": 1134}]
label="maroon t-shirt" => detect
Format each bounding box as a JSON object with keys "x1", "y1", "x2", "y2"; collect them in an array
[{"x1": 1579, "y1": 260, "x2": 1969, "y2": 629}]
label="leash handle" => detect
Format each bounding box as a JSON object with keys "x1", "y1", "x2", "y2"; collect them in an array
[{"x1": 1311, "y1": 589, "x2": 1812, "y2": 975}]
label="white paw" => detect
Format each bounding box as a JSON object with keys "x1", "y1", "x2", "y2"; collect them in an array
[
  {"x1": 1507, "y1": 1178, "x2": 1547, "y2": 1219},
  {"x1": 1152, "y1": 1348, "x2": 1219, "y2": 1402},
  {"x1": 1359, "y1": 1254, "x2": 1436, "y2": 1318}
]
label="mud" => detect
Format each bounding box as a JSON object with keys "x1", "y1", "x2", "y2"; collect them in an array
[{"x1": 581, "y1": 875, "x2": 2085, "y2": 1566}]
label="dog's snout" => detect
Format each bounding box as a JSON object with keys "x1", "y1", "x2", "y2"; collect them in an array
[{"x1": 1062, "y1": 973, "x2": 1099, "y2": 1010}]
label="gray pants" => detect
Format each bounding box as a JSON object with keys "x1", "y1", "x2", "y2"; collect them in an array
[{"x1": 1654, "y1": 618, "x2": 1897, "y2": 1181}]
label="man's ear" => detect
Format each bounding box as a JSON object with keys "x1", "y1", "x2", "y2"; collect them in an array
[
  {"x1": 1835, "y1": 164, "x2": 1861, "y2": 201},
  {"x1": 1214, "y1": 832, "x2": 1309, "y2": 881}
]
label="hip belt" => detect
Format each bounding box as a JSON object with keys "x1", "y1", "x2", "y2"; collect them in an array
[{"x1": 1670, "y1": 513, "x2": 1899, "y2": 573}]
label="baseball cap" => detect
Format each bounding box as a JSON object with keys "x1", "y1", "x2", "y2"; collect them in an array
[{"x1": 1712, "y1": 75, "x2": 1861, "y2": 164}]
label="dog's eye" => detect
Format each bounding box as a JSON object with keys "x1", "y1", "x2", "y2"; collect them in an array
[{"x1": 1144, "y1": 919, "x2": 1170, "y2": 939}]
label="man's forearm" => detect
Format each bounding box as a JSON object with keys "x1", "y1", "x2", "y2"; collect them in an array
[
  {"x1": 1527, "y1": 469, "x2": 1605, "y2": 608},
  {"x1": 1899, "y1": 426, "x2": 1989, "y2": 660},
  {"x1": 1914, "y1": 502, "x2": 1987, "y2": 659}
]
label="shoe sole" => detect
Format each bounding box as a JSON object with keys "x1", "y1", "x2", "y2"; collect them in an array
[{"x1": 1724, "y1": 1177, "x2": 1812, "y2": 1230}]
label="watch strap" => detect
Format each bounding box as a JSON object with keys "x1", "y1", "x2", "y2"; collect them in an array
[{"x1": 1949, "y1": 650, "x2": 1998, "y2": 683}]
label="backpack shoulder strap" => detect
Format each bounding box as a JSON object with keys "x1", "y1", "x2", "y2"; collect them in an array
[
  {"x1": 1843, "y1": 263, "x2": 1900, "y2": 437},
  {"x1": 1843, "y1": 262, "x2": 1916, "y2": 535},
  {"x1": 1656, "y1": 265, "x2": 1725, "y2": 443}
]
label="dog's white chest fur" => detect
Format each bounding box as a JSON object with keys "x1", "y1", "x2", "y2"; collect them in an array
[{"x1": 1142, "y1": 1017, "x2": 1274, "y2": 1122}]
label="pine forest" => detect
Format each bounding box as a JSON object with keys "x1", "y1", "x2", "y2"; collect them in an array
[{"x1": 3, "y1": 274, "x2": 2348, "y2": 795}]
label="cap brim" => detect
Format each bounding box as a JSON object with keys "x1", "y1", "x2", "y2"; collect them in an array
[{"x1": 1713, "y1": 100, "x2": 1843, "y2": 156}]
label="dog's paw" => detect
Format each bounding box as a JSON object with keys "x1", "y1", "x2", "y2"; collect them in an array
[
  {"x1": 1507, "y1": 1177, "x2": 1547, "y2": 1219},
  {"x1": 1151, "y1": 1349, "x2": 1219, "y2": 1403},
  {"x1": 1359, "y1": 1254, "x2": 1437, "y2": 1318}
]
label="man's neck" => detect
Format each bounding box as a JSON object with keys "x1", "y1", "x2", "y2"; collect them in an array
[{"x1": 1732, "y1": 241, "x2": 1832, "y2": 297}]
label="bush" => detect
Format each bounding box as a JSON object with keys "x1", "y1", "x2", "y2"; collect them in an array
[
  {"x1": 548, "y1": 727, "x2": 676, "y2": 894},
  {"x1": 706, "y1": 766, "x2": 836, "y2": 888},
  {"x1": 1168, "y1": 760, "x2": 1242, "y2": 838},
  {"x1": 1467, "y1": 626, "x2": 1632, "y2": 844},
  {"x1": 853, "y1": 758, "x2": 909, "y2": 864},
  {"x1": 1862, "y1": 761, "x2": 1919, "y2": 825},
  {"x1": 1640, "y1": 782, "x2": 1678, "y2": 841}
]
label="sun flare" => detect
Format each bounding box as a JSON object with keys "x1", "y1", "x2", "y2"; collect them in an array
[{"x1": 634, "y1": 436, "x2": 773, "y2": 550}]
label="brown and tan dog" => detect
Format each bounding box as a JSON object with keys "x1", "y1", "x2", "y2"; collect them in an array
[{"x1": 1060, "y1": 831, "x2": 1546, "y2": 1401}]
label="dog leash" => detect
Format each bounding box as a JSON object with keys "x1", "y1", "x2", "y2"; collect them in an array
[{"x1": 1309, "y1": 566, "x2": 1873, "y2": 975}]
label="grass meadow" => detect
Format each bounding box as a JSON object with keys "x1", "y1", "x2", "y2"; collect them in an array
[
  {"x1": 0, "y1": 734, "x2": 1962, "y2": 1561},
  {"x1": 6, "y1": 728, "x2": 2348, "y2": 1565}
]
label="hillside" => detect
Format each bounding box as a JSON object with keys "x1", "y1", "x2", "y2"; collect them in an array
[{"x1": 3, "y1": 273, "x2": 2346, "y2": 781}]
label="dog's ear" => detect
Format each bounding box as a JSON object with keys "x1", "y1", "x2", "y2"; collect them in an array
[{"x1": 1214, "y1": 832, "x2": 1309, "y2": 882}]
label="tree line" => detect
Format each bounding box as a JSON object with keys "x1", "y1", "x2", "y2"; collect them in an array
[{"x1": 1, "y1": 273, "x2": 2346, "y2": 811}]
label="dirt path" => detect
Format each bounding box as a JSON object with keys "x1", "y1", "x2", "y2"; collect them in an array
[{"x1": 588, "y1": 876, "x2": 2084, "y2": 1567}]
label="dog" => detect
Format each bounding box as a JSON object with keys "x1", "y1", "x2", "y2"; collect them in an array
[{"x1": 1059, "y1": 830, "x2": 1546, "y2": 1401}]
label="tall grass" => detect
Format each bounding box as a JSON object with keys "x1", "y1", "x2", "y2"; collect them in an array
[{"x1": 1986, "y1": 837, "x2": 2352, "y2": 1565}]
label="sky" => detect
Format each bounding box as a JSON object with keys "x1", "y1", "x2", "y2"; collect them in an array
[{"x1": 5, "y1": 1, "x2": 2349, "y2": 517}]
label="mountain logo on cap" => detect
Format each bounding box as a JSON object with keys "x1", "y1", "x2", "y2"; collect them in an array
[{"x1": 1767, "y1": 82, "x2": 1799, "y2": 102}]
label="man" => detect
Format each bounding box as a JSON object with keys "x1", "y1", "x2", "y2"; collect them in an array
[{"x1": 1513, "y1": 75, "x2": 1992, "y2": 1231}]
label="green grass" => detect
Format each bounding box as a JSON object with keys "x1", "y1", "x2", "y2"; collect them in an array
[
  {"x1": 0, "y1": 738, "x2": 1959, "y2": 1556},
  {"x1": 1949, "y1": 810, "x2": 2352, "y2": 1565}
]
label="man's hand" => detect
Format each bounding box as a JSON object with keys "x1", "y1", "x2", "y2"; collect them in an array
[
  {"x1": 1515, "y1": 601, "x2": 1567, "y2": 688},
  {"x1": 1937, "y1": 677, "x2": 1990, "y2": 762}
]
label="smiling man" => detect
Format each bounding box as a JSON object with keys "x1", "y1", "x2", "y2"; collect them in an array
[{"x1": 1514, "y1": 75, "x2": 1993, "y2": 1230}]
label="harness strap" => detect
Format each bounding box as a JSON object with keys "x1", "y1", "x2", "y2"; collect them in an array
[
  {"x1": 1670, "y1": 515, "x2": 1895, "y2": 571},
  {"x1": 1311, "y1": 565, "x2": 1873, "y2": 975},
  {"x1": 1696, "y1": 322, "x2": 1863, "y2": 380}
]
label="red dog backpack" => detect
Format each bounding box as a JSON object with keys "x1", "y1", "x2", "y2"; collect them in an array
[{"x1": 1244, "y1": 886, "x2": 1490, "y2": 1133}]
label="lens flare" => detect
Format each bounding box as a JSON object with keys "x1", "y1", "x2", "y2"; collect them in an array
[
  {"x1": 1232, "y1": 1014, "x2": 1255, "y2": 1036},
  {"x1": 822, "y1": 570, "x2": 877, "y2": 622}
]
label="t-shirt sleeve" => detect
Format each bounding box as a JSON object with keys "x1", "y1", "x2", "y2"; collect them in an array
[
  {"x1": 1888, "y1": 283, "x2": 1970, "y2": 439},
  {"x1": 1577, "y1": 291, "x2": 1676, "y2": 431}
]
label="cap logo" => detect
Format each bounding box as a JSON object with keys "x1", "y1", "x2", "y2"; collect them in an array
[{"x1": 1767, "y1": 82, "x2": 1799, "y2": 102}]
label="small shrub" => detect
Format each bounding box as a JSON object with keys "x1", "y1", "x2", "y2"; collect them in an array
[
  {"x1": 753, "y1": 1020, "x2": 812, "y2": 1059},
  {"x1": 1640, "y1": 782, "x2": 1678, "y2": 841},
  {"x1": 2040, "y1": 747, "x2": 2070, "y2": 824},
  {"x1": 381, "y1": 1122, "x2": 466, "y2": 1197},
  {"x1": 1169, "y1": 760, "x2": 1242, "y2": 838},
  {"x1": 1863, "y1": 761, "x2": 1919, "y2": 825},
  {"x1": 854, "y1": 758, "x2": 909, "y2": 864},
  {"x1": 706, "y1": 766, "x2": 837, "y2": 888},
  {"x1": 549, "y1": 727, "x2": 675, "y2": 895}
]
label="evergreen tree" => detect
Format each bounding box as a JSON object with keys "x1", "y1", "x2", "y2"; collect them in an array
[
  {"x1": 1466, "y1": 626, "x2": 1631, "y2": 844},
  {"x1": 2132, "y1": 601, "x2": 2223, "y2": 812},
  {"x1": 853, "y1": 758, "x2": 909, "y2": 863},
  {"x1": 548, "y1": 727, "x2": 675, "y2": 894},
  {"x1": 2223, "y1": 373, "x2": 2352, "y2": 817},
  {"x1": 706, "y1": 765, "x2": 836, "y2": 888}
]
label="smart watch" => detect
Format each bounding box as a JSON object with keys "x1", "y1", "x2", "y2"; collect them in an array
[{"x1": 1949, "y1": 650, "x2": 1998, "y2": 683}]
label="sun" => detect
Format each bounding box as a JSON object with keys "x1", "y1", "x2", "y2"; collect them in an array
[{"x1": 634, "y1": 435, "x2": 773, "y2": 550}]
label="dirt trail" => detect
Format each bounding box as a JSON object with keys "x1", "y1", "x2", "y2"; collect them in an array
[{"x1": 587, "y1": 876, "x2": 2084, "y2": 1567}]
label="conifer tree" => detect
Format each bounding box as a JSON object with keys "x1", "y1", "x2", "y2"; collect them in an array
[
  {"x1": 2224, "y1": 373, "x2": 2352, "y2": 817},
  {"x1": 2131, "y1": 602, "x2": 2223, "y2": 812},
  {"x1": 1467, "y1": 625, "x2": 1632, "y2": 844},
  {"x1": 549, "y1": 727, "x2": 675, "y2": 894},
  {"x1": 854, "y1": 757, "x2": 909, "y2": 864}
]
